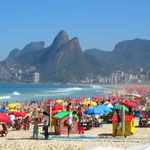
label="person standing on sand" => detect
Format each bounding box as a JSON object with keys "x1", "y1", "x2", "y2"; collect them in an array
[
  {"x1": 43, "y1": 111, "x2": 49, "y2": 140},
  {"x1": 33, "y1": 118, "x2": 39, "y2": 140},
  {"x1": 67, "y1": 111, "x2": 76, "y2": 137}
]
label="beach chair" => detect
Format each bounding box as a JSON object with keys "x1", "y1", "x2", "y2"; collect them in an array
[{"x1": 78, "y1": 127, "x2": 84, "y2": 134}]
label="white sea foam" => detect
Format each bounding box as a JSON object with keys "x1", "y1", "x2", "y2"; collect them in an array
[
  {"x1": 12, "y1": 91, "x2": 20, "y2": 95},
  {"x1": 0, "y1": 96, "x2": 11, "y2": 99},
  {"x1": 90, "y1": 85, "x2": 102, "y2": 89},
  {"x1": 50, "y1": 87, "x2": 83, "y2": 93}
]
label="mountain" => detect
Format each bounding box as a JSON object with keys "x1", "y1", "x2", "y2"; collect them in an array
[
  {"x1": 85, "y1": 48, "x2": 109, "y2": 61},
  {"x1": 7, "y1": 48, "x2": 21, "y2": 59},
  {"x1": 1, "y1": 30, "x2": 113, "y2": 83},
  {"x1": 85, "y1": 38, "x2": 150, "y2": 72},
  {"x1": 7, "y1": 41, "x2": 45, "y2": 60},
  {"x1": 20, "y1": 41, "x2": 45, "y2": 55}
]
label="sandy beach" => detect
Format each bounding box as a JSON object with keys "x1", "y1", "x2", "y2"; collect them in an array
[{"x1": 0, "y1": 118, "x2": 150, "y2": 150}]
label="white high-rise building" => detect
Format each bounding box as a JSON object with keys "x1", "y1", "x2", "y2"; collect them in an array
[{"x1": 33, "y1": 72, "x2": 40, "y2": 83}]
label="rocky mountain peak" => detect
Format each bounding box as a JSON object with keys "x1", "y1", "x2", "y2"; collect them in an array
[{"x1": 51, "y1": 30, "x2": 69, "y2": 50}]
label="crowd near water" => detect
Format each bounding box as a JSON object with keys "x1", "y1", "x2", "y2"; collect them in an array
[{"x1": 0, "y1": 84, "x2": 150, "y2": 150}]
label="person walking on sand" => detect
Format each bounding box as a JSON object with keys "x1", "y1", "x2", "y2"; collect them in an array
[
  {"x1": 67, "y1": 111, "x2": 76, "y2": 137},
  {"x1": 33, "y1": 118, "x2": 39, "y2": 140},
  {"x1": 43, "y1": 111, "x2": 49, "y2": 140}
]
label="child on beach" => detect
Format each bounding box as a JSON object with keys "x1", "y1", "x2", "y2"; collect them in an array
[{"x1": 33, "y1": 118, "x2": 39, "y2": 140}]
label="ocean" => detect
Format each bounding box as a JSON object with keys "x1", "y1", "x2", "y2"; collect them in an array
[{"x1": 0, "y1": 83, "x2": 116, "y2": 103}]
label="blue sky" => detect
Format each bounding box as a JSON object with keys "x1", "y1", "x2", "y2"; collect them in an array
[{"x1": 0, "y1": 0, "x2": 150, "y2": 60}]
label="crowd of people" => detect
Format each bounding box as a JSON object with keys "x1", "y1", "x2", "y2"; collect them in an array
[{"x1": 0, "y1": 86, "x2": 150, "y2": 139}]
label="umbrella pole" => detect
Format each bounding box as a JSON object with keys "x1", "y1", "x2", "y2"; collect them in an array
[
  {"x1": 121, "y1": 106, "x2": 125, "y2": 137},
  {"x1": 50, "y1": 103, "x2": 52, "y2": 132},
  {"x1": 36, "y1": 106, "x2": 38, "y2": 118},
  {"x1": 63, "y1": 102, "x2": 64, "y2": 111}
]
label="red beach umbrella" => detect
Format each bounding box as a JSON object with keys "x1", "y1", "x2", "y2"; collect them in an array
[
  {"x1": 133, "y1": 100, "x2": 138, "y2": 104},
  {"x1": 111, "y1": 96, "x2": 117, "y2": 99},
  {"x1": 9, "y1": 112, "x2": 26, "y2": 117},
  {"x1": 48, "y1": 99, "x2": 55, "y2": 102},
  {"x1": 52, "y1": 104, "x2": 66, "y2": 110},
  {"x1": 122, "y1": 101, "x2": 137, "y2": 108},
  {"x1": 41, "y1": 100, "x2": 47, "y2": 103},
  {"x1": 0, "y1": 113, "x2": 10, "y2": 123},
  {"x1": 65, "y1": 98, "x2": 73, "y2": 102}
]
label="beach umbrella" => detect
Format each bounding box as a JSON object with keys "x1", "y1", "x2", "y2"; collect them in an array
[
  {"x1": 32, "y1": 100, "x2": 37, "y2": 103},
  {"x1": 62, "y1": 102, "x2": 68, "y2": 106},
  {"x1": 9, "y1": 112, "x2": 26, "y2": 117},
  {"x1": 83, "y1": 101, "x2": 97, "y2": 107},
  {"x1": 52, "y1": 104, "x2": 66, "y2": 110},
  {"x1": 55, "y1": 100, "x2": 63, "y2": 104},
  {"x1": 40, "y1": 100, "x2": 47, "y2": 103},
  {"x1": 111, "y1": 96, "x2": 117, "y2": 99},
  {"x1": 112, "y1": 105, "x2": 129, "y2": 112},
  {"x1": 76, "y1": 98, "x2": 84, "y2": 103},
  {"x1": 105, "y1": 103, "x2": 114, "y2": 108},
  {"x1": 0, "y1": 109, "x2": 6, "y2": 113},
  {"x1": 65, "y1": 98, "x2": 73, "y2": 102},
  {"x1": 121, "y1": 101, "x2": 137, "y2": 108},
  {"x1": 0, "y1": 113, "x2": 10, "y2": 123},
  {"x1": 14, "y1": 103, "x2": 21, "y2": 106},
  {"x1": 7, "y1": 103, "x2": 17, "y2": 109},
  {"x1": 146, "y1": 106, "x2": 150, "y2": 112},
  {"x1": 48, "y1": 99, "x2": 55, "y2": 102},
  {"x1": 95, "y1": 105, "x2": 112, "y2": 113},
  {"x1": 84, "y1": 107, "x2": 105, "y2": 115},
  {"x1": 7, "y1": 109, "x2": 18, "y2": 113},
  {"x1": 133, "y1": 100, "x2": 138, "y2": 103},
  {"x1": 104, "y1": 101, "x2": 109, "y2": 104}
]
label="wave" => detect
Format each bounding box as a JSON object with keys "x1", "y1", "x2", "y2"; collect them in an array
[
  {"x1": 0, "y1": 96, "x2": 11, "y2": 99},
  {"x1": 12, "y1": 91, "x2": 21, "y2": 96},
  {"x1": 90, "y1": 85, "x2": 102, "y2": 89},
  {"x1": 48, "y1": 87, "x2": 83, "y2": 93}
]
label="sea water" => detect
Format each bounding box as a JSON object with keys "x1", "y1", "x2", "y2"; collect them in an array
[{"x1": 0, "y1": 83, "x2": 115, "y2": 103}]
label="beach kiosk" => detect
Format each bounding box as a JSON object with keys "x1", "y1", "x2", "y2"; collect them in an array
[
  {"x1": 112, "y1": 115, "x2": 135, "y2": 136},
  {"x1": 53, "y1": 111, "x2": 78, "y2": 135}
]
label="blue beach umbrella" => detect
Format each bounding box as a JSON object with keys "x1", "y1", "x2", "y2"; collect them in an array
[
  {"x1": 0, "y1": 109, "x2": 6, "y2": 113},
  {"x1": 84, "y1": 107, "x2": 105, "y2": 115},
  {"x1": 32, "y1": 100, "x2": 37, "y2": 103},
  {"x1": 95, "y1": 105, "x2": 112, "y2": 113}
]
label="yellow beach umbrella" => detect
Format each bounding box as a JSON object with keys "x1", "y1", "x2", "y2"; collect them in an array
[
  {"x1": 55, "y1": 100, "x2": 63, "y2": 104},
  {"x1": 7, "y1": 104, "x2": 17, "y2": 109},
  {"x1": 7, "y1": 109, "x2": 18, "y2": 113},
  {"x1": 8, "y1": 103, "x2": 21, "y2": 108},
  {"x1": 14, "y1": 103, "x2": 21, "y2": 106},
  {"x1": 84, "y1": 101, "x2": 97, "y2": 107},
  {"x1": 104, "y1": 101, "x2": 109, "y2": 104}
]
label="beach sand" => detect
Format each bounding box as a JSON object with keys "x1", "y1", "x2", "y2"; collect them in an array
[{"x1": 0, "y1": 119, "x2": 150, "y2": 150}]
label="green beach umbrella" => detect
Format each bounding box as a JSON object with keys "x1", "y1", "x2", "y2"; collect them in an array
[
  {"x1": 146, "y1": 106, "x2": 150, "y2": 112},
  {"x1": 62, "y1": 102, "x2": 68, "y2": 106},
  {"x1": 112, "y1": 105, "x2": 129, "y2": 112}
]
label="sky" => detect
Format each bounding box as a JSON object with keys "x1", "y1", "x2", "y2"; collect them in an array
[{"x1": 0, "y1": 0, "x2": 150, "y2": 61}]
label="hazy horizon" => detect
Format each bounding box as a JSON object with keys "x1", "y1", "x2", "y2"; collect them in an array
[{"x1": 0, "y1": 0, "x2": 150, "y2": 61}]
